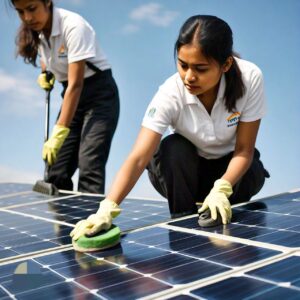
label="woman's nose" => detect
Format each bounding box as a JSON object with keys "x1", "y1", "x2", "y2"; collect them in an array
[
  {"x1": 185, "y1": 69, "x2": 196, "y2": 82},
  {"x1": 24, "y1": 12, "x2": 33, "y2": 23}
]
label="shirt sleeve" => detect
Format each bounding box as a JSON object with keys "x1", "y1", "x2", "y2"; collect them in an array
[
  {"x1": 142, "y1": 86, "x2": 178, "y2": 135},
  {"x1": 64, "y1": 17, "x2": 97, "y2": 64},
  {"x1": 240, "y1": 68, "x2": 267, "y2": 122}
]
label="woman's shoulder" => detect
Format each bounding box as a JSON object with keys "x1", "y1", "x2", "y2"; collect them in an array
[
  {"x1": 55, "y1": 7, "x2": 89, "y2": 29},
  {"x1": 235, "y1": 57, "x2": 263, "y2": 79}
]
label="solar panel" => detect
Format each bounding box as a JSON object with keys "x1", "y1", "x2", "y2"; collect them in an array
[
  {"x1": 0, "y1": 183, "x2": 299, "y2": 299},
  {"x1": 8, "y1": 195, "x2": 171, "y2": 232},
  {"x1": 0, "y1": 183, "x2": 32, "y2": 195},
  {"x1": 0, "y1": 211, "x2": 71, "y2": 260},
  {"x1": 168, "y1": 191, "x2": 300, "y2": 248}
]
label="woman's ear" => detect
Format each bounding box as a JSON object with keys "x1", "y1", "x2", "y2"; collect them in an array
[{"x1": 222, "y1": 56, "x2": 233, "y2": 73}]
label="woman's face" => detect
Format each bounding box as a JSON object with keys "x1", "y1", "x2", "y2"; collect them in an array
[
  {"x1": 13, "y1": 0, "x2": 51, "y2": 32},
  {"x1": 177, "y1": 43, "x2": 225, "y2": 99}
]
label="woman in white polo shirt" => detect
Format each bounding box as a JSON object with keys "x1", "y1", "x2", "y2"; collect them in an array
[
  {"x1": 71, "y1": 15, "x2": 270, "y2": 239},
  {"x1": 11, "y1": 0, "x2": 119, "y2": 194}
]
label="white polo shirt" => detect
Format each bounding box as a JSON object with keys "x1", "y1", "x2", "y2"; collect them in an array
[
  {"x1": 38, "y1": 7, "x2": 111, "y2": 82},
  {"x1": 142, "y1": 57, "x2": 266, "y2": 159}
]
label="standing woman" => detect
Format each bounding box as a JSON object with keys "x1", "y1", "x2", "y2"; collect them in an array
[
  {"x1": 71, "y1": 15, "x2": 269, "y2": 240},
  {"x1": 11, "y1": 0, "x2": 119, "y2": 194}
]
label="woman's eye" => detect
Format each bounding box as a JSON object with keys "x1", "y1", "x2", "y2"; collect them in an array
[
  {"x1": 196, "y1": 68, "x2": 208, "y2": 73},
  {"x1": 28, "y1": 6, "x2": 36, "y2": 12}
]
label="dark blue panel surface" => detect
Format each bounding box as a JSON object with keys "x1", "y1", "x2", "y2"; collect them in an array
[
  {"x1": 153, "y1": 260, "x2": 230, "y2": 284},
  {"x1": 0, "y1": 192, "x2": 55, "y2": 208},
  {"x1": 190, "y1": 276, "x2": 299, "y2": 300},
  {"x1": 0, "y1": 259, "x2": 98, "y2": 299},
  {"x1": 99, "y1": 277, "x2": 171, "y2": 300},
  {"x1": 129, "y1": 253, "x2": 196, "y2": 274},
  {"x1": 11, "y1": 196, "x2": 171, "y2": 232},
  {"x1": 247, "y1": 256, "x2": 300, "y2": 284},
  {"x1": 33, "y1": 249, "x2": 171, "y2": 299},
  {"x1": 168, "y1": 191, "x2": 300, "y2": 247},
  {"x1": 0, "y1": 183, "x2": 32, "y2": 195},
  {"x1": 0, "y1": 211, "x2": 71, "y2": 257}
]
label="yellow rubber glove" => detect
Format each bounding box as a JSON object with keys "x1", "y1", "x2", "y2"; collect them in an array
[
  {"x1": 70, "y1": 198, "x2": 121, "y2": 241},
  {"x1": 198, "y1": 179, "x2": 233, "y2": 225},
  {"x1": 42, "y1": 124, "x2": 70, "y2": 166},
  {"x1": 37, "y1": 71, "x2": 55, "y2": 91}
]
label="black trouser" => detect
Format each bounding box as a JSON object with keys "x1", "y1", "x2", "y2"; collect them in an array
[
  {"x1": 47, "y1": 70, "x2": 119, "y2": 194},
  {"x1": 147, "y1": 134, "x2": 269, "y2": 217}
]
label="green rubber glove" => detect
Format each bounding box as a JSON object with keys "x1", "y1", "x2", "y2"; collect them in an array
[
  {"x1": 42, "y1": 124, "x2": 70, "y2": 166},
  {"x1": 37, "y1": 71, "x2": 55, "y2": 91},
  {"x1": 70, "y1": 198, "x2": 121, "y2": 241},
  {"x1": 198, "y1": 179, "x2": 233, "y2": 225}
]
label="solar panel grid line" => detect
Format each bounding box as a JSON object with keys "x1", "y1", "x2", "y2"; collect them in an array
[
  {"x1": 2, "y1": 209, "x2": 76, "y2": 229},
  {"x1": 0, "y1": 191, "x2": 32, "y2": 200},
  {"x1": 0, "y1": 283, "x2": 15, "y2": 299},
  {"x1": 125, "y1": 244, "x2": 287, "y2": 299},
  {"x1": 0, "y1": 257, "x2": 105, "y2": 300},
  {"x1": 0, "y1": 246, "x2": 74, "y2": 267},
  {"x1": 142, "y1": 252, "x2": 299, "y2": 300},
  {"x1": 0, "y1": 245, "x2": 73, "y2": 265},
  {"x1": 184, "y1": 254, "x2": 300, "y2": 300},
  {"x1": 34, "y1": 249, "x2": 173, "y2": 299},
  {"x1": 0, "y1": 194, "x2": 81, "y2": 211},
  {"x1": 31, "y1": 257, "x2": 105, "y2": 299},
  {"x1": 161, "y1": 222, "x2": 292, "y2": 253},
  {"x1": 0, "y1": 184, "x2": 299, "y2": 299}
]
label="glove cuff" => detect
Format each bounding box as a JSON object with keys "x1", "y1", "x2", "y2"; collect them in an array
[
  {"x1": 52, "y1": 124, "x2": 70, "y2": 139},
  {"x1": 98, "y1": 198, "x2": 121, "y2": 218},
  {"x1": 213, "y1": 179, "x2": 233, "y2": 197}
]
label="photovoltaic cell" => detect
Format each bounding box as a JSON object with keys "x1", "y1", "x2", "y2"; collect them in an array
[
  {"x1": 0, "y1": 183, "x2": 300, "y2": 299},
  {"x1": 169, "y1": 191, "x2": 300, "y2": 248},
  {"x1": 10, "y1": 195, "x2": 171, "y2": 232},
  {"x1": 190, "y1": 276, "x2": 300, "y2": 300},
  {"x1": 0, "y1": 183, "x2": 32, "y2": 195},
  {"x1": 0, "y1": 211, "x2": 72, "y2": 258}
]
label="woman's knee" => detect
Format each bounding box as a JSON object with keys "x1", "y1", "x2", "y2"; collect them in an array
[{"x1": 160, "y1": 134, "x2": 198, "y2": 162}]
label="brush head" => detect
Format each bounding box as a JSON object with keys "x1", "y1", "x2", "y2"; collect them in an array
[
  {"x1": 32, "y1": 180, "x2": 59, "y2": 196},
  {"x1": 198, "y1": 210, "x2": 222, "y2": 227},
  {"x1": 72, "y1": 225, "x2": 121, "y2": 253}
]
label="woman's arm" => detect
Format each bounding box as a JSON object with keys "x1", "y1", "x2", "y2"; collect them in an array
[
  {"x1": 107, "y1": 127, "x2": 162, "y2": 205},
  {"x1": 222, "y1": 119, "x2": 261, "y2": 186},
  {"x1": 56, "y1": 60, "x2": 86, "y2": 127}
]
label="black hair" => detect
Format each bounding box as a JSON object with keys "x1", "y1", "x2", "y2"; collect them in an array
[
  {"x1": 174, "y1": 15, "x2": 245, "y2": 112},
  {"x1": 10, "y1": 0, "x2": 53, "y2": 67}
]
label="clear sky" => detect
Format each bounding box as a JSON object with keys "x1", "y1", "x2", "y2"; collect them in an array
[{"x1": 0, "y1": 0, "x2": 299, "y2": 200}]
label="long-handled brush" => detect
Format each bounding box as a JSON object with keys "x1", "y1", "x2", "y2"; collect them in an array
[{"x1": 33, "y1": 72, "x2": 59, "y2": 196}]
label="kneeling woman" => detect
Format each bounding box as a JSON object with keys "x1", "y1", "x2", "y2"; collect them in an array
[{"x1": 71, "y1": 15, "x2": 269, "y2": 240}]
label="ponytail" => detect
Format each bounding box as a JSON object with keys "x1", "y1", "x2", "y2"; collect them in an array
[{"x1": 224, "y1": 56, "x2": 245, "y2": 112}]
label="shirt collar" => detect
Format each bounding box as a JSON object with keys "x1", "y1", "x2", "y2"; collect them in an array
[{"x1": 39, "y1": 7, "x2": 61, "y2": 40}]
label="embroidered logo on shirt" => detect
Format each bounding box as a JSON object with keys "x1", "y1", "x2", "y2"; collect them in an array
[
  {"x1": 227, "y1": 112, "x2": 240, "y2": 127},
  {"x1": 58, "y1": 44, "x2": 67, "y2": 58},
  {"x1": 148, "y1": 107, "x2": 157, "y2": 118}
]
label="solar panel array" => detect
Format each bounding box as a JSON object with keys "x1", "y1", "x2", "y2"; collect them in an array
[{"x1": 0, "y1": 182, "x2": 299, "y2": 299}]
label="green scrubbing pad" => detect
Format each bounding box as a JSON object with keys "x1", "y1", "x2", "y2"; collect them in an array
[{"x1": 72, "y1": 225, "x2": 121, "y2": 253}]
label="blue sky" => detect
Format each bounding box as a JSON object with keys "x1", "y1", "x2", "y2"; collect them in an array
[{"x1": 0, "y1": 0, "x2": 299, "y2": 200}]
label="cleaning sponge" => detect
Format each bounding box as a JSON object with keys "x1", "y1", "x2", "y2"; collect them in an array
[
  {"x1": 72, "y1": 225, "x2": 121, "y2": 252},
  {"x1": 198, "y1": 210, "x2": 222, "y2": 227}
]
